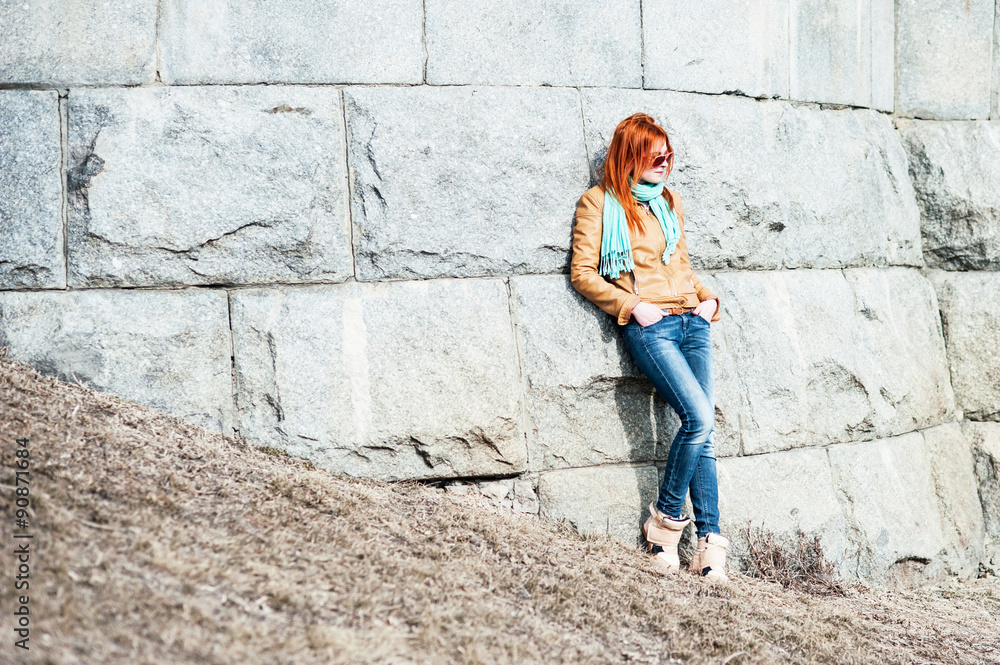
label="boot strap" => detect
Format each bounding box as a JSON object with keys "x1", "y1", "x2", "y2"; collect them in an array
[
  {"x1": 699, "y1": 534, "x2": 729, "y2": 573},
  {"x1": 648, "y1": 502, "x2": 690, "y2": 530}
]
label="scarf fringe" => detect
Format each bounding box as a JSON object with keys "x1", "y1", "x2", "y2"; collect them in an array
[{"x1": 599, "y1": 251, "x2": 634, "y2": 280}]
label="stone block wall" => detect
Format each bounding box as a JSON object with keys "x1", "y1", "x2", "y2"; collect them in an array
[{"x1": 2, "y1": 0, "x2": 998, "y2": 586}]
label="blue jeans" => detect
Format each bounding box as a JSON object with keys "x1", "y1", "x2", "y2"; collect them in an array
[{"x1": 621, "y1": 311, "x2": 721, "y2": 539}]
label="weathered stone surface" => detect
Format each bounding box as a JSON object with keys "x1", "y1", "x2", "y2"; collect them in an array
[
  {"x1": 513, "y1": 479, "x2": 540, "y2": 515},
  {"x1": 828, "y1": 432, "x2": 950, "y2": 585},
  {"x1": 897, "y1": 120, "x2": 1000, "y2": 270},
  {"x1": 790, "y1": 0, "x2": 894, "y2": 109},
  {"x1": 695, "y1": 274, "x2": 743, "y2": 458},
  {"x1": 230, "y1": 279, "x2": 526, "y2": 481},
  {"x1": 928, "y1": 271, "x2": 1000, "y2": 421},
  {"x1": 644, "y1": 0, "x2": 897, "y2": 108},
  {"x1": 922, "y1": 423, "x2": 987, "y2": 578},
  {"x1": 641, "y1": 0, "x2": 787, "y2": 97},
  {"x1": 715, "y1": 268, "x2": 954, "y2": 455},
  {"x1": 841, "y1": 268, "x2": 956, "y2": 428},
  {"x1": 0, "y1": 289, "x2": 233, "y2": 433},
  {"x1": 896, "y1": 0, "x2": 993, "y2": 119},
  {"x1": 869, "y1": 0, "x2": 895, "y2": 112},
  {"x1": 965, "y1": 422, "x2": 1000, "y2": 538},
  {"x1": 0, "y1": 90, "x2": 64, "y2": 289},
  {"x1": 717, "y1": 447, "x2": 848, "y2": 576},
  {"x1": 464, "y1": 478, "x2": 540, "y2": 515},
  {"x1": 442, "y1": 478, "x2": 539, "y2": 515},
  {"x1": 67, "y1": 87, "x2": 352, "y2": 287},
  {"x1": 479, "y1": 479, "x2": 515, "y2": 511},
  {"x1": 510, "y1": 275, "x2": 740, "y2": 470},
  {"x1": 0, "y1": 0, "x2": 156, "y2": 84},
  {"x1": 159, "y1": 0, "x2": 423, "y2": 84},
  {"x1": 345, "y1": 86, "x2": 589, "y2": 281},
  {"x1": 511, "y1": 275, "x2": 643, "y2": 389},
  {"x1": 537, "y1": 465, "x2": 659, "y2": 545},
  {"x1": 963, "y1": 421, "x2": 1000, "y2": 573},
  {"x1": 994, "y1": 7, "x2": 1000, "y2": 121},
  {"x1": 426, "y1": 0, "x2": 640, "y2": 87},
  {"x1": 523, "y1": 379, "x2": 659, "y2": 471},
  {"x1": 510, "y1": 275, "x2": 657, "y2": 469},
  {"x1": 582, "y1": 89, "x2": 922, "y2": 270}
]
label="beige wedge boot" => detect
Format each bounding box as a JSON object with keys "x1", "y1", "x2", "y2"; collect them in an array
[
  {"x1": 688, "y1": 533, "x2": 730, "y2": 579},
  {"x1": 642, "y1": 502, "x2": 691, "y2": 571}
]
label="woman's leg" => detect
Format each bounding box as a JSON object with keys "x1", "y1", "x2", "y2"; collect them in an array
[
  {"x1": 621, "y1": 313, "x2": 720, "y2": 538},
  {"x1": 687, "y1": 431, "x2": 721, "y2": 538},
  {"x1": 679, "y1": 315, "x2": 721, "y2": 539}
]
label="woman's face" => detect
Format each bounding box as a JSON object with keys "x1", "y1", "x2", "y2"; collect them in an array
[{"x1": 637, "y1": 139, "x2": 671, "y2": 184}]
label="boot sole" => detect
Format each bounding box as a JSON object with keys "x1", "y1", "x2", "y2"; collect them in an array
[{"x1": 650, "y1": 554, "x2": 682, "y2": 573}]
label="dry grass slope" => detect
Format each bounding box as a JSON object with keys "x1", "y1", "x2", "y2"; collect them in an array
[{"x1": 0, "y1": 351, "x2": 998, "y2": 665}]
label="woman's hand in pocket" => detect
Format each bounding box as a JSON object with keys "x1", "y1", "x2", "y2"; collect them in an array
[
  {"x1": 693, "y1": 298, "x2": 717, "y2": 322},
  {"x1": 631, "y1": 302, "x2": 665, "y2": 327}
]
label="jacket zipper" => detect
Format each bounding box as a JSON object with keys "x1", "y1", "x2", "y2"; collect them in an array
[
  {"x1": 651, "y1": 203, "x2": 677, "y2": 297},
  {"x1": 633, "y1": 205, "x2": 647, "y2": 297}
]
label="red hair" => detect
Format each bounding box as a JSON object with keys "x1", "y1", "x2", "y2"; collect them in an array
[{"x1": 598, "y1": 113, "x2": 675, "y2": 236}]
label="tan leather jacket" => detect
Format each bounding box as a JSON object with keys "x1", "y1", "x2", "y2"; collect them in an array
[{"x1": 570, "y1": 185, "x2": 721, "y2": 326}]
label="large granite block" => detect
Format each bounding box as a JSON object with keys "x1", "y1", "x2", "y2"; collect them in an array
[
  {"x1": 159, "y1": 0, "x2": 423, "y2": 84},
  {"x1": 510, "y1": 275, "x2": 642, "y2": 389},
  {"x1": 537, "y1": 465, "x2": 659, "y2": 546},
  {"x1": 0, "y1": 0, "x2": 156, "y2": 84},
  {"x1": 790, "y1": 0, "x2": 894, "y2": 109},
  {"x1": 715, "y1": 268, "x2": 954, "y2": 454},
  {"x1": 717, "y1": 447, "x2": 848, "y2": 576},
  {"x1": 345, "y1": 86, "x2": 589, "y2": 280},
  {"x1": 425, "y1": 0, "x2": 640, "y2": 87},
  {"x1": 897, "y1": 120, "x2": 1000, "y2": 270},
  {"x1": 828, "y1": 432, "x2": 950, "y2": 585},
  {"x1": 897, "y1": 0, "x2": 993, "y2": 119},
  {"x1": 642, "y1": 0, "x2": 893, "y2": 109},
  {"x1": 928, "y1": 271, "x2": 1000, "y2": 421},
  {"x1": 230, "y1": 279, "x2": 526, "y2": 481},
  {"x1": 524, "y1": 382, "x2": 659, "y2": 471},
  {"x1": 923, "y1": 423, "x2": 987, "y2": 578},
  {"x1": 67, "y1": 86, "x2": 352, "y2": 287},
  {"x1": 510, "y1": 275, "x2": 655, "y2": 470},
  {"x1": 0, "y1": 90, "x2": 64, "y2": 289},
  {"x1": 0, "y1": 289, "x2": 233, "y2": 434},
  {"x1": 582, "y1": 89, "x2": 922, "y2": 270},
  {"x1": 841, "y1": 268, "x2": 956, "y2": 429},
  {"x1": 641, "y1": 0, "x2": 787, "y2": 97}
]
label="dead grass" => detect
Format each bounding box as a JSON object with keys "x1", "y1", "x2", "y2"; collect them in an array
[
  {"x1": 0, "y1": 350, "x2": 998, "y2": 664},
  {"x1": 739, "y1": 526, "x2": 848, "y2": 596}
]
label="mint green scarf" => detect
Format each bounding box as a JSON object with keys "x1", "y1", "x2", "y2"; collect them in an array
[{"x1": 599, "y1": 179, "x2": 681, "y2": 279}]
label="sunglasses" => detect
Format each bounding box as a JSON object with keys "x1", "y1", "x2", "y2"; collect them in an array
[{"x1": 648, "y1": 152, "x2": 674, "y2": 168}]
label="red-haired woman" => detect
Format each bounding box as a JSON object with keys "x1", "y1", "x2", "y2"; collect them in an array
[{"x1": 570, "y1": 113, "x2": 729, "y2": 579}]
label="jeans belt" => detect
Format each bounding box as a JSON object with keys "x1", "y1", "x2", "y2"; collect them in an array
[{"x1": 662, "y1": 306, "x2": 693, "y2": 316}]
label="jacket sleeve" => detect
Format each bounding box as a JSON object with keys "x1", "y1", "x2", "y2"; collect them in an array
[
  {"x1": 673, "y1": 191, "x2": 722, "y2": 323},
  {"x1": 570, "y1": 188, "x2": 642, "y2": 325}
]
